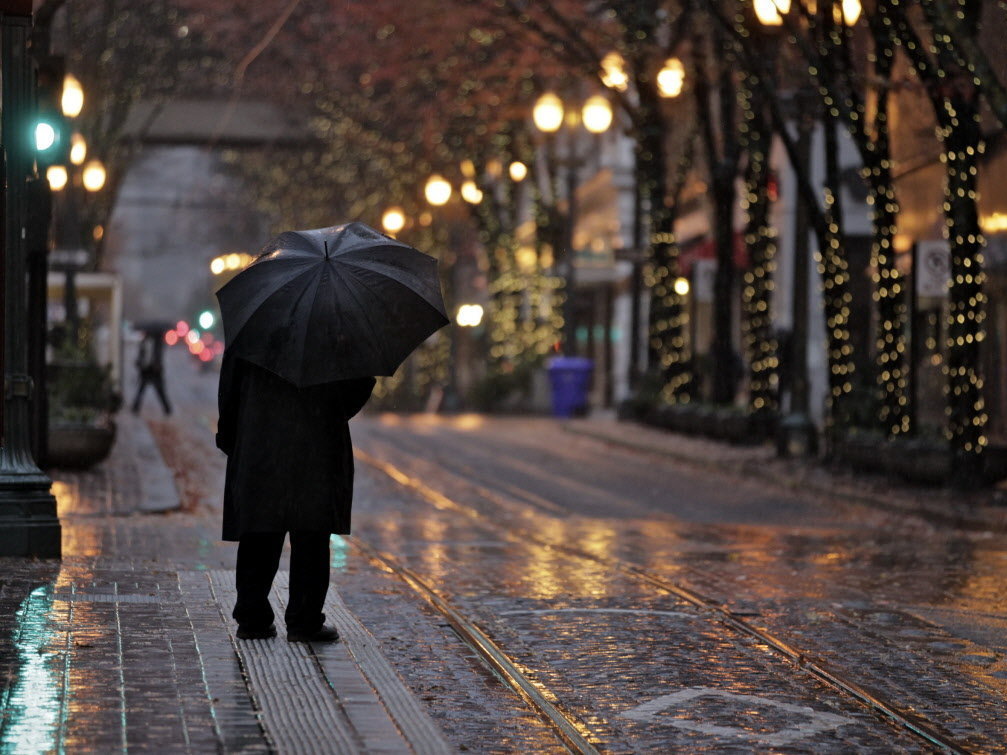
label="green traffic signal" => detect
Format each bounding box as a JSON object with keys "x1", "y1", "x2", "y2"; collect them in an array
[
  {"x1": 32, "y1": 113, "x2": 69, "y2": 168},
  {"x1": 33, "y1": 56, "x2": 70, "y2": 168},
  {"x1": 34, "y1": 118, "x2": 60, "y2": 153}
]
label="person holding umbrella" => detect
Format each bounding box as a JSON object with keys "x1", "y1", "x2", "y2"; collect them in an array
[
  {"x1": 215, "y1": 222, "x2": 448, "y2": 642},
  {"x1": 131, "y1": 324, "x2": 172, "y2": 415}
]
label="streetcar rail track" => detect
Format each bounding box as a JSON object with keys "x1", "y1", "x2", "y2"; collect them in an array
[
  {"x1": 351, "y1": 537, "x2": 602, "y2": 755},
  {"x1": 355, "y1": 447, "x2": 972, "y2": 754}
]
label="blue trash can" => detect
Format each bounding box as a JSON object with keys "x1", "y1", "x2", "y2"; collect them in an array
[{"x1": 546, "y1": 357, "x2": 593, "y2": 418}]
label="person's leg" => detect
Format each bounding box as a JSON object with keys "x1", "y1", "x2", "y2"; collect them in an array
[
  {"x1": 131, "y1": 379, "x2": 148, "y2": 413},
  {"x1": 153, "y1": 378, "x2": 172, "y2": 415},
  {"x1": 233, "y1": 532, "x2": 285, "y2": 636},
  {"x1": 285, "y1": 531, "x2": 331, "y2": 638}
]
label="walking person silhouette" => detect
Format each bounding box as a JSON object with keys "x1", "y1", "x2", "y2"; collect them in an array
[{"x1": 131, "y1": 328, "x2": 172, "y2": 415}]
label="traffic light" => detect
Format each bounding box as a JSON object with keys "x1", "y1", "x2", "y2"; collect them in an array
[{"x1": 33, "y1": 58, "x2": 70, "y2": 170}]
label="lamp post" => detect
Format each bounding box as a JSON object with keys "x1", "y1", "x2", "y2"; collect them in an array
[
  {"x1": 0, "y1": 5, "x2": 61, "y2": 557},
  {"x1": 48, "y1": 134, "x2": 106, "y2": 348},
  {"x1": 532, "y1": 90, "x2": 612, "y2": 355}
]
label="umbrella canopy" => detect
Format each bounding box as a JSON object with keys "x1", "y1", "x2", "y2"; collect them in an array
[{"x1": 216, "y1": 222, "x2": 449, "y2": 386}]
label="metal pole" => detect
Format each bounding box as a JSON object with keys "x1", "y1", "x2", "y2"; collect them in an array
[
  {"x1": 0, "y1": 11, "x2": 62, "y2": 557},
  {"x1": 562, "y1": 134, "x2": 578, "y2": 355},
  {"x1": 628, "y1": 152, "x2": 644, "y2": 390}
]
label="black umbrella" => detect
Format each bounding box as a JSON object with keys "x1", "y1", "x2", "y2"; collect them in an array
[{"x1": 215, "y1": 222, "x2": 449, "y2": 386}]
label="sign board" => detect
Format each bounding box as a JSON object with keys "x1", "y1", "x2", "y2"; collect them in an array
[
  {"x1": 915, "y1": 240, "x2": 950, "y2": 298},
  {"x1": 692, "y1": 258, "x2": 716, "y2": 303},
  {"x1": 50, "y1": 247, "x2": 91, "y2": 267}
]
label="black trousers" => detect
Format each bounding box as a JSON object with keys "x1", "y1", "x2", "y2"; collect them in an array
[
  {"x1": 132, "y1": 376, "x2": 172, "y2": 414},
  {"x1": 232, "y1": 531, "x2": 330, "y2": 634}
]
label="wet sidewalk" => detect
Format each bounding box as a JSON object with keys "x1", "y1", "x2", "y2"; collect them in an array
[
  {"x1": 0, "y1": 410, "x2": 452, "y2": 754},
  {"x1": 563, "y1": 413, "x2": 1007, "y2": 534}
]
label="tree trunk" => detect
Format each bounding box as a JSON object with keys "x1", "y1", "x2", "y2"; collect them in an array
[{"x1": 739, "y1": 72, "x2": 778, "y2": 426}]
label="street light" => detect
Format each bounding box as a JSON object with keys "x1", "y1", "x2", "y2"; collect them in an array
[
  {"x1": 460, "y1": 180, "x2": 483, "y2": 205},
  {"x1": 532, "y1": 89, "x2": 613, "y2": 354},
  {"x1": 61, "y1": 73, "x2": 83, "y2": 118},
  {"x1": 582, "y1": 94, "x2": 614, "y2": 133},
  {"x1": 81, "y1": 159, "x2": 105, "y2": 192},
  {"x1": 456, "y1": 303, "x2": 484, "y2": 328},
  {"x1": 753, "y1": 0, "x2": 790, "y2": 26},
  {"x1": 600, "y1": 51, "x2": 629, "y2": 92},
  {"x1": 424, "y1": 174, "x2": 452, "y2": 207},
  {"x1": 657, "y1": 58, "x2": 685, "y2": 99},
  {"x1": 69, "y1": 131, "x2": 86, "y2": 165},
  {"x1": 532, "y1": 92, "x2": 565, "y2": 133},
  {"x1": 46, "y1": 164, "x2": 67, "y2": 191},
  {"x1": 381, "y1": 206, "x2": 406, "y2": 235}
]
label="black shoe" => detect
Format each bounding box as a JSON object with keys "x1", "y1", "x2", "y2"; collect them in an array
[
  {"x1": 287, "y1": 625, "x2": 339, "y2": 643},
  {"x1": 236, "y1": 623, "x2": 277, "y2": 640}
]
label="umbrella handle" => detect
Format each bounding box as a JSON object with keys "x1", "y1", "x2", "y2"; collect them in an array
[{"x1": 324, "y1": 240, "x2": 329, "y2": 260}]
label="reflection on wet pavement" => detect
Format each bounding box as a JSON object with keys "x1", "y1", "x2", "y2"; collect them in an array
[
  {"x1": 353, "y1": 414, "x2": 1007, "y2": 750},
  {"x1": 3, "y1": 586, "x2": 59, "y2": 753}
]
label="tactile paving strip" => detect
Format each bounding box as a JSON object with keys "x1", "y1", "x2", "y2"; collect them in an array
[{"x1": 194, "y1": 570, "x2": 452, "y2": 754}]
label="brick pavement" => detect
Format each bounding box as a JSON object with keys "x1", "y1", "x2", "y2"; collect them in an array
[{"x1": 0, "y1": 409, "x2": 451, "y2": 754}]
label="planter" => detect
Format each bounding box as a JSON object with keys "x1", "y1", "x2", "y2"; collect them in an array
[
  {"x1": 835, "y1": 433, "x2": 952, "y2": 486},
  {"x1": 643, "y1": 403, "x2": 766, "y2": 445},
  {"x1": 46, "y1": 422, "x2": 116, "y2": 469},
  {"x1": 834, "y1": 433, "x2": 886, "y2": 474}
]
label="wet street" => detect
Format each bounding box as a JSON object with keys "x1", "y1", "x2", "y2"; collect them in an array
[
  {"x1": 347, "y1": 414, "x2": 1007, "y2": 752},
  {"x1": 2, "y1": 348, "x2": 1006, "y2": 753}
]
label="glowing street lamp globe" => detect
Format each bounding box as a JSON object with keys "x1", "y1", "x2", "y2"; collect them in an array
[
  {"x1": 81, "y1": 159, "x2": 106, "y2": 192},
  {"x1": 657, "y1": 58, "x2": 685, "y2": 98},
  {"x1": 46, "y1": 165, "x2": 68, "y2": 191},
  {"x1": 460, "y1": 180, "x2": 483, "y2": 204},
  {"x1": 582, "y1": 95, "x2": 613, "y2": 134},
  {"x1": 61, "y1": 74, "x2": 84, "y2": 118},
  {"x1": 754, "y1": 0, "x2": 790, "y2": 26},
  {"x1": 600, "y1": 51, "x2": 629, "y2": 92},
  {"x1": 381, "y1": 206, "x2": 406, "y2": 234},
  {"x1": 424, "y1": 174, "x2": 452, "y2": 206},
  {"x1": 532, "y1": 92, "x2": 564, "y2": 134},
  {"x1": 69, "y1": 132, "x2": 87, "y2": 165},
  {"x1": 456, "y1": 304, "x2": 484, "y2": 328}
]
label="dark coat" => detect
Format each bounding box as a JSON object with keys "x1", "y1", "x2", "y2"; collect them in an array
[{"x1": 216, "y1": 355, "x2": 375, "y2": 541}]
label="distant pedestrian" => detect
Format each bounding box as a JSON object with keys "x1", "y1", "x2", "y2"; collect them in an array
[
  {"x1": 216, "y1": 353, "x2": 374, "y2": 642},
  {"x1": 132, "y1": 329, "x2": 172, "y2": 415}
]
